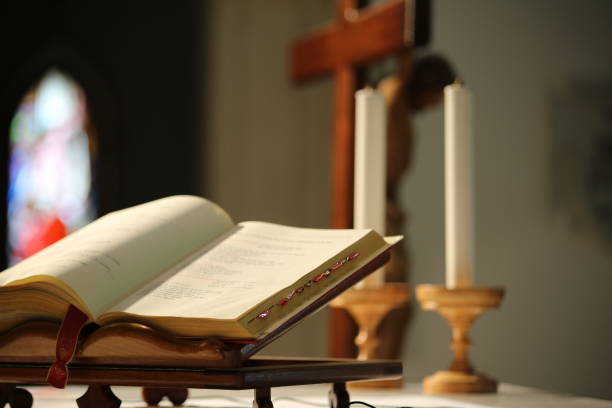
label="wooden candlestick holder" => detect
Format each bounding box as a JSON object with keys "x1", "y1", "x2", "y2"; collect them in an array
[
  {"x1": 331, "y1": 282, "x2": 409, "y2": 388},
  {"x1": 415, "y1": 284, "x2": 505, "y2": 394}
]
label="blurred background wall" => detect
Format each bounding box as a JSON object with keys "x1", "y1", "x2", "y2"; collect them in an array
[
  {"x1": 201, "y1": 0, "x2": 334, "y2": 357},
  {"x1": 404, "y1": 0, "x2": 612, "y2": 400},
  {"x1": 202, "y1": 0, "x2": 612, "y2": 400}
]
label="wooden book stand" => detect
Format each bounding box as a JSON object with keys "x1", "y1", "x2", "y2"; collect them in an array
[
  {"x1": 0, "y1": 321, "x2": 401, "y2": 407},
  {"x1": 0, "y1": 250, "x2": 400, "y2": 407}
]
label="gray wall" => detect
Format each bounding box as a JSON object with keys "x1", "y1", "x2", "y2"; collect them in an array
[
  {"x1": 405, "y1": 0, "x2": 612, "y2": 400},
  {"x1": 201, "y1": 0, "x2": 334, "y2": 357},
  {"x1": 202, "y1": 0, "x2": 612, "y2": 400}
]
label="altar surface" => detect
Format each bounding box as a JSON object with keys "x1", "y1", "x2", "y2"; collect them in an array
[{"x1": 22, "y1": 383, "x2": 612, "y2": 408}]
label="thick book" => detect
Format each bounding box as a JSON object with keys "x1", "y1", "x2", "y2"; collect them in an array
[{"x1": 0, "y1": 195, "x2": 399, "y2": 344}]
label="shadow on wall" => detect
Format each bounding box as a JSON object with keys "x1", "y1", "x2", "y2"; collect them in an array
[{"x1": 549, "y1": 74, "x2": 612, "y2": 250}]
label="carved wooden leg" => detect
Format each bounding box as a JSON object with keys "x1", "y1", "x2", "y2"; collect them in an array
[
  {"x1": 142, "y1": 387, "x2": 188, "y2": 406},
  {"x1": 0, "y1": 384, "x2": 10, "y2": 407},
  {"x1": 76, "y1": 385, "x2": 121, "y2": 408},
  {"x1": 252, "y1": 387, "x2": 273, "y2": 408},
  {"x1": 329, "y1": 382, "x2": 349, "y2": 408},
  {"x1": 0, "y1": 384, "x2": 33, "y2": 408}
]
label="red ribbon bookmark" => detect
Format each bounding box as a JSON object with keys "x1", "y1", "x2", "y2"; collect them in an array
[{"x1": 46, "y1": 304, "x2": 89, "y2": 389}]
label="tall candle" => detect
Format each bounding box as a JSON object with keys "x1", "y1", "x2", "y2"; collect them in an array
[
  {"x1": 354, "y1": 87, "x2": 386, "y2": 288},
  {"x1": 444, "y1": 81, "x2": 474, "y2": 288}
]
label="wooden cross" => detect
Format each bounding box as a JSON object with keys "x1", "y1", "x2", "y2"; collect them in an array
[
  {"x1": 291, "y1": 0, "x2": 429, "y2": 357},
  {"x1": 291, "y1": 0, "x2": 418, "y2": 229}
]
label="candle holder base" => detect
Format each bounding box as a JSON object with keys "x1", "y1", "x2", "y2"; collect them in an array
[
  {"x1": 331, "y1": 283, "x2": 409, "y2": 388},
  {"x1": 348, "y1": 378, "x2": 403, "y2": 389},
  {"x1": 423, "y1": 369, "x2": 497, "y2": 394},
  {"x1": 416, "y1": 284, "x2": 505, "y2": 394}
]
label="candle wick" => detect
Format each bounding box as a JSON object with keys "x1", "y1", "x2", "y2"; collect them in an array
[{"x1": 453, "y1": 78, "x2": 465, "y2": 86}]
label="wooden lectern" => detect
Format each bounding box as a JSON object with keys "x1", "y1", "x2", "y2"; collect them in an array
[{"x1": 0, "y1": 252, "x2": 401, "y2": 408}]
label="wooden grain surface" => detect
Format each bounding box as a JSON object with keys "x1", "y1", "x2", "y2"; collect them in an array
[
  {"x1": 291, "y1": 0, "x2": 410, "y2": 81},
  {"x1": 0, "y1": 358, "x2": 402, "y2": 390}
]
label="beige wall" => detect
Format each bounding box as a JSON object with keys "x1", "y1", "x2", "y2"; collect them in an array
[
  {"x1": 201, "y1": 0, "x2": 334, "y2": 357},
  {"x1": 404, "y1": 0, "x2": 612, "y2": 400},
  {"x1": 202, "y1": 0, "x2": 612, "y2": 399}
]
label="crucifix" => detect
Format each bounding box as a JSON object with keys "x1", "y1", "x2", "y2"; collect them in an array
[{"x1": 291, "y1": 0, "x2": 430, "y2": 358}]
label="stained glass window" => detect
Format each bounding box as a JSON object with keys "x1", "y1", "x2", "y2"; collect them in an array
[{"x1": 7, "y1": 69, "x2": 96, "y2": 264}]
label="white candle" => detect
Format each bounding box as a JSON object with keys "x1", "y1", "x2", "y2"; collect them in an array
[
  {"x1": 354, "y1": 87, "x2": 386, "y2": 288},
  {"x1": 444, "y1": 81, "x2": 474, "y2": 288}
]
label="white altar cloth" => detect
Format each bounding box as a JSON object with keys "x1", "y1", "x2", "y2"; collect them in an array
[{"x1": 22, "y1": 382, "x2": 612, "y2": 408}]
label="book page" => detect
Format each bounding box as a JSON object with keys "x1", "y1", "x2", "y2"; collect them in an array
[
  {"x1": 108, "y1": 221, "x2": 372, "y2": 320},
  {"x1": 0, "y1": 196, "x2": 234, "y2": 317}
]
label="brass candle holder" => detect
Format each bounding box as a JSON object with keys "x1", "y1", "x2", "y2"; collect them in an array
[{"x1": 416, "y1": 284, "x2": 505, "y2": 394}]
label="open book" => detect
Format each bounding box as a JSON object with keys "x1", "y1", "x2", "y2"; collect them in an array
[{"x1": 0, "y1": 195, "x2": 399, "y2": 342}]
